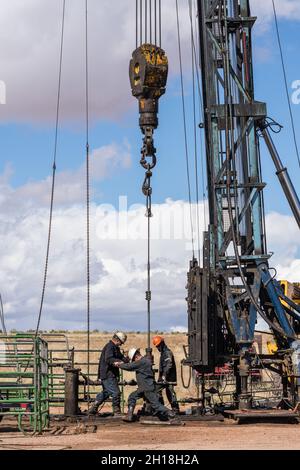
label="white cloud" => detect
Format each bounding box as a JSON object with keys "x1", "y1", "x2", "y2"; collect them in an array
[
  {"x1": 0, "y1": 0, "x2": 191, "y2": 124},
  {"x1": 249, "y1": 0, "x2": 300, "y2": 38},
  {"x1": 0, "y1": 141, "x2": 131, "y2": 209},
  {"x1": 1, "y1": 0, "x2": 298, "y2": 124},
  {"x1": 265, "y1": 211, "x2": 300, "y2": 281},
  {"x1": 170, "y1": 326, "x2": 188, "y2": 333},
  {"x1": 0, "y1": 163, "x2": 299, "y2": 333},
  {"x1": 251, "y1": 0, "x2": 300, "y2": 24},
  {"x1": 0, "y1": 198, "x2": 199, "y2": 331}
]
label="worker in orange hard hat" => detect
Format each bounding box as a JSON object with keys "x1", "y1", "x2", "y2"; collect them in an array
[
  {"x1": 152, "y1": 336, "x2": 179, "y2": 414},
  {"x1": 153, "y1": 335, "x2": 164, "y2": 347}
]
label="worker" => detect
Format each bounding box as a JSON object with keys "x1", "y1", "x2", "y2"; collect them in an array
[
  {"x1": 88, "y1": 331, "x2": 128, "y2": 416},
  {"x1": 115, "y1": 348, "x2": 176, "y2": 422},
  {"x1": 153, "y1": 335, "x2": 179, "y2": 414}
]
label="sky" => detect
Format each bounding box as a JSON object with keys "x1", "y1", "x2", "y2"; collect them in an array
[{"x1": 0, "y1": 0, "x2": 299, "y2": 333}]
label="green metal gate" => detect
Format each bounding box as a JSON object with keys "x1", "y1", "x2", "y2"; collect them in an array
[{"x1": 0, "y1": 334, "x2": 49, "y2": 433}]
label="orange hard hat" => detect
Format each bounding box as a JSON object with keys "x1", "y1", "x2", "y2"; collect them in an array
[{"x1": 152, "y1": 335, "x2": 164, "y2": 347}]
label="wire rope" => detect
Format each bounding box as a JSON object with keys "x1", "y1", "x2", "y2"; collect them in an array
[
  {"x1": 176, "y1": 0, "x2": 195, "y2": 258},
  {"x1": 35, "y1": 0, "x2": 66, "y2": 335}
]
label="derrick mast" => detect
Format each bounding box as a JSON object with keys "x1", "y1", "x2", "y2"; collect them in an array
[{"x1": 187, "y1": 0, "x2": 300, "y2": 408}]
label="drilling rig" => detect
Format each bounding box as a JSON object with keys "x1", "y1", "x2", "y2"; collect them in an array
[{"x1": 186, "y1": 0, "x2": 300, "y2": 412}]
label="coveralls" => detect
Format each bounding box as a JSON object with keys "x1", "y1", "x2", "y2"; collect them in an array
[
  {"x1": 156, "y1": 342, "x2": 179, "y2": 411},
  {"x1": 120, "y1": 356, "x2": 171, "y2": 417}
]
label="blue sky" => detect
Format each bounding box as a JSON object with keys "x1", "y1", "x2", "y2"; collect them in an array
[
  {"x1": 0, "y1": 0, "x2": 299, "y2": 332},
  {"x1": 0, "y1": 11, "x2": 299, "y2": 213}
]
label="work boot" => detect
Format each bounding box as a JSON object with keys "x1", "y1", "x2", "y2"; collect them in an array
[
  {"x1": 123, "y1": 406, "x2": 135, "y2": 423},
  {"x1": 88, "y1": 400, "x2": 101, "y2": 415},
  {"x1": 172, "y1": 404, "x2": 180, "y2": 415},
  {"x1": 167, "y1": 410, "x2": 176, "y2": 420},
  {"x1": 112, "y1": 405, "x2": 123, "y2": 417}
]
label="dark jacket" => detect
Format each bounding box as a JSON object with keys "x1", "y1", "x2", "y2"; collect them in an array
[
  {"x1": 158, "y1": 343, "x2": 177, "y2": 383},
  {"x1": 98, "y1": 340, "x2": 127, "y2": 380},
  {"x1": 120, "y1": 356, "x2": 155, "y2": 392}
]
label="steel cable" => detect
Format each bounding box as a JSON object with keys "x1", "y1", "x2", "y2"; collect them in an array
[
  {"x1": 137, "y1": 0, "x2": 160, "y2": 47},
  {"x1": 140, "y1": 0, "x2": 143, "y2": 44},
  {"x1": 136, "y1": 0, "x2": 138, "y2": 48},
  {"x1": 35, "y1": 0, "x2": 66, "y2": 335},
  {"x1": 159, "y1": 0, "x2": 162, "y2": 46},
  {"x1": 176, "y1": 0, "x2": 195, "y2": 258},
  {"x1": 193, "y1": 0, "x2": 209, "y2": 229},
  {"x1": 150, "y1": 0, "x2": 152, "y2": 44},
  {"x1": 272, "y1": 0, "x2": 300, "y2": 170},
  {"x1": 189, "y1": 0, "x2": 201, "y2": 261},
  {"x1": 146, "y1": 195, "x2": 152, "y2": 352},
  {"x1": 145, "y1": 0, "x2": 148, "y2": 43},
  {"x1": 154, "y1": 0, "x2": 157, "y2": 45},
  {"x1": 85, "y1": 0, "x2": 91, "y2": 404}
]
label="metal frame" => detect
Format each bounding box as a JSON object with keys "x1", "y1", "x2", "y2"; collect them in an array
[
  {"x1": 186, "y1": 0, "x2": 300, "y2": 409},
  {"x1": 44, "y1": 339, "x2": 128, "y2": 413},
  {"x1": 0, "y1": 334, "x2": 49, "y2": 433}
]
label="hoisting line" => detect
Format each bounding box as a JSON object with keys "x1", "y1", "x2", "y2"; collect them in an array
[
  {"x1": 176, "y1": 0, "x2": 195, "y2": 258},
  {"x1": 35, "y1": 0, "x2": 66, "y2": 335},
  {"x1": 158, "y1": 0, "x2": 162, "y2": 46},
  {"x1": 136, "y1": 0, "x2": 161, "y2": 47},
  {"x1": 192, "y1": 0, "x2": 208, "y2": 230},
  {"x1": 189, "y1": 0, "x2": 201, "y2": 262},
  {"x1": 154, "y1": 0, "x2": 157, "y2": 45},
  {"x1": 133, "y1": 1, "x2": 164, "y2": 353},
  {"x1": 85, "y1": 0, "x2": 91, "y2": 404},
  {"x1": 144, "y1": 171, "x2": 152, "y2": 354},
  {"x1": 272, "y1": 0, "x2": 300, "y2": 170},
  {"x1": 136, "y1": 0, "x2": 138, "y2": 48},
  {"x1": 140, "y1": 96, "x2": 156, "y2": 355}
]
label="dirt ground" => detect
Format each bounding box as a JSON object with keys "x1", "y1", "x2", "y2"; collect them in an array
[{"x1": 1, "y1": 419, "x2": 300, "y2": 450}]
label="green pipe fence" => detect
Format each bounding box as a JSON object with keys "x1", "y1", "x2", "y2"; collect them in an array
[
  {"x1": 0, "y1": 334, "x2": 49, "y2": 433},
  {"x1": 39, "y1": 335, "x2": 127, "y2": 412}
]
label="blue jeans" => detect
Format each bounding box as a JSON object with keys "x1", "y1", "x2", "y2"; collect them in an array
[
  {"x1": 96, "y1": 377, "x2": 120, "y2": 409},
  {"x1": 128, "y1": 387, "x2": 169, "y2": 416}
]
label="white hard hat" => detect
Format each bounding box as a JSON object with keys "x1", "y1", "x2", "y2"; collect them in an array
[
  {"x1": 114, "y1": 331, "x2": 127, "y2": 344},
  {"x1": 128, "y1": 348, "x2": 140, "y2": 362}
]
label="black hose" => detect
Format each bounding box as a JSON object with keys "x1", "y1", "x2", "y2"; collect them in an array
[{"x1": 181, "y1": 362, "x2": 191, "y2": 390}]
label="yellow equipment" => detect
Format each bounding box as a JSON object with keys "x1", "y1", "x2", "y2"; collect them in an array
[
  {"x1": 267, "y1": 341, "x2": 278, "y2": 355},
  {"x1": 279, "y1": 280, "x2": 300, "y2": 306}
]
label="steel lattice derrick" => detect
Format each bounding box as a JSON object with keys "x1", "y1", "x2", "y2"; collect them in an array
[{"x1": 185, "y1": 0, "x2": 300, "y2": 409}]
